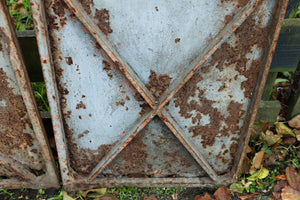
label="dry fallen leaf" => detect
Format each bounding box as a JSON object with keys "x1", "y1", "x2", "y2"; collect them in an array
[
  {"x1": 295, "y1": 129, "x2": 300, "y2": 142},
  {"x1": 272, "y1": 174, "x2": 287, "y2": 180},
  {"x1": 241, "y1": 180, "x2": 252, "y2": 188},
  {"x1": 81, "y1": 188, "x2": 107, "y2": 198},
  {"x1": 275, "y1": 122, "x2": 295, "y2": 137},
  {"x1": 214, "y1": 187, "x2": 231, "y2": 200},
  {"x1": 272, "y1": 191, "x2": 281, "y2": 200},
  {"x1": 247, "y1": 167, "x2": 269, "y2": 181},
  {"x1": 281, "y1": 186, "x2": 300, "y2": 200},
  {"x1": 194, "y1": 193, "x2": 214, "y2": 200},
  {"x1": 229, "y1": 183, "x2": 244, "y2": 193},
  {"x1": 260, "y1": 130, "x2": 282, "y2": 146},
  {"x1": 238, "y1": 193, "x2": 260, "y2": 200},
  {"x1": 286, "y1": 166, "x2": 300, "y2": 190},
  {"x1": 274, "y1": 180, "x2": 288, "y2": 192},
  {"x1": 252, "y1": 151, "x2": 265, "y2": 170},
  {"x1": 288, "y1": 115, "x2": 300, "y2": 129}
]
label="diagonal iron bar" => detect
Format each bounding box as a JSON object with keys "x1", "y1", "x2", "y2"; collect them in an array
[
  {"x1": 158, "y1": 108, "x2": 219, "y2": 181},
  {"x1": 63, "y1": 0, "x2": 156, "y2": 108},
  {"x1": 0, "y1": 152, "x2": 36, "y2": 182},
  {"x1": 63, "y1": 0, "x2": 262, "y2": 182}
]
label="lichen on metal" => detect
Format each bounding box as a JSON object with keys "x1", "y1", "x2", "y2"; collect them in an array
[{"x1": 31, "y1": 0, "x2": 288, "y2": 190}]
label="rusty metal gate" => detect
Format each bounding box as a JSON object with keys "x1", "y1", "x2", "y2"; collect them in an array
[
  {"x1": 0, "y1": 0, "x2": 59, "y2": 189},
  {"x1": 31, "y1": 0, "x2": 288, "y2": 191}
]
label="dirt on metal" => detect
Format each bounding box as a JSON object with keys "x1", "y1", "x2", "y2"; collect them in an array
[
  {"x1": 146, "y1": 70, "x2": 172, "y2": 99},
  {"x1": 174, "y1": 13, "x2": 270, "y2": 154},
  {"x1": 0, "y1": 68, "x2": 43, "y2": 167},
  {"x1": 79, "y1": 0, "x2": 94, "y2": 15},
  {"x1": 94, "y1": 8, "x2": 113, "y2": 36}
]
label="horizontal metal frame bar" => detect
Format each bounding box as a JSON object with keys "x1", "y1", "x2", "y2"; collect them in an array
[{"x1": 65, "y1": 176, "x2": 232, "y2": 191}]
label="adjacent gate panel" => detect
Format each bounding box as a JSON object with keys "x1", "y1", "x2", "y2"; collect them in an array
[
  {"x1": 31, "y1": 0, "x2": 288, "y2": 191},
  {"x1": 0, "y1": 0, "x2": 59, "y2": 189}
]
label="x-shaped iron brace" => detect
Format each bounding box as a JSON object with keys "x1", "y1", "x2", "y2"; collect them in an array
[{"x1": 62, "y1": 0, "x2": 263, "y2": 183}]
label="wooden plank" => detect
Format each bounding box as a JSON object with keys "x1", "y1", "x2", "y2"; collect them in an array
[{"x1": 270, "y1": 19, "x2": 300, "y2": 72}]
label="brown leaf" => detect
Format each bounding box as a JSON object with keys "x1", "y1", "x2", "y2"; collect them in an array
[
  {"x1": 273, "y1": 174, "x2": 287, "y2": 181},
  {"x1": 144, "y1": 194, "x2": 157, "y2": 200},
  {"x1": 194, "y1": 193, "x2": 214, "y2": 200},
  {"x1": 240, "y1": 156, "x2": 251, "y2": 175},
  {"x1": 143, "y1": 194, "x2": 157, "y2": 200},
  {"x1": 252, "y1": 151, "x2": 265, "y2": 169},
  {"x1": 238, "y1": 193, "x2": 260, "y2": 200},
  {"x1": 274, "y1": 180, "x2": 288, "y2": 192},
  {"x1": 288, "y1": 115, "x2": 300, "y2": 129},
  {"x1": 214, "y1": 187, "x2": 231, "y2": 200},
  {"x1": 282, "y1": 137, "x2": 297, "y2": 145},
  {"x1": 286, "y1": 166, "x2": 300, "y2": 190},
  {"x1": 272, "y1": 191, "x2": 281, "y2": 200},
  {"x1": 281, "y1": 186, "x2": 300, "y2": 200}
]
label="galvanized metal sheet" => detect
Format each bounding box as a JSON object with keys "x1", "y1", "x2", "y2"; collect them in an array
[
  {"x1": 31, "y1": 0, "x2": 288, "y2": 191},
  {"x1": 0, "y1": 0, "x2": 59, "y2": 189}
]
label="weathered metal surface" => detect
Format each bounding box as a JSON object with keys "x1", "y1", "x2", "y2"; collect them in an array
[
  {"x1": 0, "y1": 0, "x2": 59, "y2": 189},
  {"x1": 31, "y1": 0, "x2": 288, "y2": 191}
]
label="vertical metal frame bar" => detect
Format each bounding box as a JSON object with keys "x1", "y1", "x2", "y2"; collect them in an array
[
  {"x1": 30, "y1": 0, "x2": 71, "y2": 185},
  {"x1": 0, "y1": 0, "x2": 59, "y2": 188},
  {"x1": 232, "y1": 0, "x2": 289, "y2": 182}
]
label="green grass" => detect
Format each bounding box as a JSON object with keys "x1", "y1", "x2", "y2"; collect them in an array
[
  {"x1": 31, "y1": 82, "x2": 49, "y2": 111},
  {"x1": 6, "y1": 0, "x2": 33, "y2": 30}
]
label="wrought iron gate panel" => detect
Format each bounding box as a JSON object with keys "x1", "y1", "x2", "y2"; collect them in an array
[
  {"x1": 31, "y1": 0, "x2": 288, "y2": 191},
  {"x1": 0, "y1": 0, "x2": 59, "y2": 189}
]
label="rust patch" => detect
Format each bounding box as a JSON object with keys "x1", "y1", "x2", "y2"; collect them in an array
[
  {"x1": 201, "y1": 17, "x2": 269, "y2": 98},
  {"x1": 155, "y1": 6, "x2": 159, "y2": 11},
  {"x1": 221, "y1": 0, "x2": 248, "y2": 8},
  {"x1": 64, "y1": 121, "x2": 114, "y2": 174},
  {"x1": 102, "y1": 60, "x2": 113, "y2": 79},
  {"x1": 134, "y1": 93, "x2": 151, "y2": 116},
  {"x1": 175, "y1": 38, "x2": 180, "y2": 43},
  {"x1": 146, "y1": 70, "x2": 172, "y2": 99},
  {"x1": 78, "y1": 130, "x2": 89, "y2": 139},
  {"x1": 174, "y1": 73, "x2": 245, "y2": 148},
  {"x1": 94, "y1": 8, "x2": 113, "y2": 36},
  {"x1": 79, "y1": 0, "x2": 94, "y2": 15},
  {"x1": 65, "y1": 56, "x2": 73, "y2": 65},
  {"x1": 46, "y1": 0, "x2": 68, "y2": 30},
  {"x1": 76, "y1": 101, "x2": 86, "y2": 109},
  {"x1": 0, "y1": 68, "x2": 41, "y2": 161}
]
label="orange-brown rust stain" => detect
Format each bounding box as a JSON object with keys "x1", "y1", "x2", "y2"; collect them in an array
[
  {"x1": 0, "y1": 69, "x2": 37, "y2": 156},
  {"x1": 201, "y1": 17, "x2": 269, "y2": 98},
  {"x1": 76, "y1": 101, "x2": 86, "y2": 109},
  {"x1": 134, "y1": 93, "x2": 151, "y2": 116},
  {"x1": 174, "y1": 69, "x2": 245, "y2": 149},
  {"x1": 221, "y1": 0, "x2": 248, "y2": 8},
  {"x1": 79, "y1": 0, "x2": 94, "y2": 15},
  {"x1": 94, "y1": 8, "x2": 113, "y2": 36},
  {"x1": 102, "y1": 60, "x2": 113, "y2": 79},
  {"x1": 146, "y1": 70, "x2": 172, "y2": 100},
  {"x1": 64, "y1": 122, "x2": 114, "y2": 174}
]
